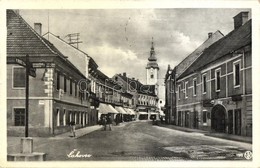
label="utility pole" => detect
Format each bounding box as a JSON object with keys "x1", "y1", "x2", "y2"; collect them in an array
[{"x1": 25, "y1": 54, "x2": 29, "y2": 137}]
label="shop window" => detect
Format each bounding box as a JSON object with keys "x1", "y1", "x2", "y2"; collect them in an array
[
  {"x1": 13, "y1": 67, "x2": 26, "y2": 88},
  {"x1": 14, "y1": 108, "x2": 25, "y2": 126},
  {"x1": 235, "y1": 109, "x2": 241, "y2": 135}
]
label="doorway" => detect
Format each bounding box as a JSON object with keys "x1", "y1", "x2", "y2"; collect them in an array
[{"x1": 211, "y1": 105, "x2": 226, "y2": 133}]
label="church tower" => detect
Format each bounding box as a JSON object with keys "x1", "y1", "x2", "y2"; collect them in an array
[{"x1": 146, "y1": 38, "x2": 159, "y2": 85}]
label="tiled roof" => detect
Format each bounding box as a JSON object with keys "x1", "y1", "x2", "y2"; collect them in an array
[
  {"x1": 176, "y1": 30, "x2": 224, "y2": 78},
  {"x1": 178, "y1": 20, "x2": 251, "y2": 79},
  {"x1": 7, "y1": 10, "x2": 87, "y2": 79},
  {"x1": 118, "y1": 74, "x2": 156, "y2": 96},
  {"x1": 7, "y1": 10, "x2": 61, "y2": 57}
]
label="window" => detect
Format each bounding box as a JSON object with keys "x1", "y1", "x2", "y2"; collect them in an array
[
  {"x1": 13, "y1": 67, "x2": 26, "y2": 88},
  {"x1": 234, "y1": 60, "x2": 241, "y2": 87},
  {"x1": 215, "y1": 69, "x2": 221, "y2": 91},
  {"x1": 64, "y1": 76, "x2": 67, "y2": 92},
  {"x1": 14, "y1": 108, "x2": 25, "y2": 126},
  {"x1": 202, "y1": 74, "x2": 207, "y2": 93},
  {"x1": 150, "y1": 74, "x2": 154, "y2": 79},
  {"x1": 70, "y1": 79, "x2": 73, "y2": 95},
  {"x1": 75, "y1": 82, "x2": 77, "y2": 97},
  {"x1": 203, "y1": 111, "x2": 207, "y2": 123},
  {"x1": 178, "y1": 85, "x2": 181, "y2": 100},
  {"x1": 56, "y1": 72, "x2": 60, "y2": 90},
  {"x1": 193, "y1": 78, "x2": 197, "y2": 96},
  {"x1": 185, "y1": 82, "x2": 188, "y2": 98}
]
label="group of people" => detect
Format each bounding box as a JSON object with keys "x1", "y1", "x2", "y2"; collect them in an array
[{"x1": 100, "y1": 114, "x2": 112, "y2": 131}]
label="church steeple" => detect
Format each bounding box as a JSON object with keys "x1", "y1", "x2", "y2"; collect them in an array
[
  {"x1": 148, "y1": 37, "x2": 157, "y2": 61},
  {"x1": 146, "y1": 37, "x2": 159, "y2": 85},
  {"x1": 146, "y1": 37, "x2": 159, "y2": 70}
]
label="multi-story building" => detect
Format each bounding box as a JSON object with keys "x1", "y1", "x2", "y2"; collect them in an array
[
  {"x1": 113, "y1": 73, "x2": 158, "y2": 120},
  {"x1": 7, "y1": 10, "x2": 91, "y2": 136},
  {"x1": 165, "y1": 11, "x2": 252, "y2": 137},
  {"x1": 165, "y1": 30, "x2": 224, "y2": 124}
]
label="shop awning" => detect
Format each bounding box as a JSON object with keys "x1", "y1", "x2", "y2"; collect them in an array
[
  {"x1": 115, "y1": 106, "x2": 128, "y2": 114},
  {"x1": 138, "y1": 112, "x2": 148, "y2": 115},
  {"x1": 98, "y1": 103, "x2": 119, "y2": 114},
  {"x1": 124, "y1": 108, "x2": 136, "y2": 115},
  {"x1": 150, "y1": 112, "x2": 159, "y2": 115}
]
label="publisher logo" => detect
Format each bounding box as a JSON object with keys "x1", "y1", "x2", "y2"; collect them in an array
[{"x1": 244, "y1": 151, "x2": 252, "y2": 160}]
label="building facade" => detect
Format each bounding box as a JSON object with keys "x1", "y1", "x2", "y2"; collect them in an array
[
  {"x1": 165, "y1": 12, "x2": 252, "y2": 137},
  {"x1": 7, "y1": 10, "x2": 91, "y2": 136}
]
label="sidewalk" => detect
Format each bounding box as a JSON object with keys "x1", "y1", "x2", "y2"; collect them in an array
[
  {"x1": 56, "y1": 125, "x2": 102, "y2": 139},
  {"x1": 8, "y1": 125, "x2": 103, "y2": 154},
  {"x1": 157, "y1": 123, "x2": 252, "y2": 144}
]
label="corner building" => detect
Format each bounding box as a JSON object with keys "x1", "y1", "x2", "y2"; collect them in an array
[{"x1": 166, "y1": 12, "x2": 252, "y2": 137}]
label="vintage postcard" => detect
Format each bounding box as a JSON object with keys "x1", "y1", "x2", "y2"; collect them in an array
[{"x1": 1, "y1": 0, "x2": 259, "y2": 167}]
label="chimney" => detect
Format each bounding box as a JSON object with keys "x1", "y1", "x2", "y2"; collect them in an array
[
  {"x1": 123, "y1": 72, "x2": 126, "y2": 77},
  {"x1": 233, "y1": 12, "x2": 249, "y2": 30},
  {"x1": 34, "y1": 23, "x2": 42, "y2": 36},
  {"x1": 208, "y1": 32, "x2": 213, "y2": 38}
]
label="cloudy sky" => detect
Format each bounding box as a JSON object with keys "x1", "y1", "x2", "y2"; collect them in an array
[{"x1": 19, "y1": 8, "x2": 250, "y2": 99}]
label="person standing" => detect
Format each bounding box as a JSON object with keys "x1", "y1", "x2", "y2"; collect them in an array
[
  {"x1": 107, "y1": 115, "x2": 112, "y2": 131},
  {"x1": 70, "y1": 121, "x2": 76, "y2": 137},
  {"x1": 102, "y1": 115, "x2": 107, "y2": 131}
]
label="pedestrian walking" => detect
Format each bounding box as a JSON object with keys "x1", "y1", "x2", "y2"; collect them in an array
[
  {"x1": 70, "y1": 121, "x2": 76, "y2": 137},
  {"x1": 107, "y1": 115, "x2": 112, "y2": 131}
]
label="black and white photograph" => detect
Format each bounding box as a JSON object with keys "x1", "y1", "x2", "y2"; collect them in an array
[{"x1": 1, "y1": 0, "x2": 260, "y2": 167}]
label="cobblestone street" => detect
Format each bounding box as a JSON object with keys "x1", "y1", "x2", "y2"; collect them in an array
[{"x1": 8, "y1": 121, "x2": 252, "y2": 161}]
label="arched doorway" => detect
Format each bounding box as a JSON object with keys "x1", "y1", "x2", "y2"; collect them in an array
[{"x1": 211, "y1": 104, "x2": 226, "y2": 133}]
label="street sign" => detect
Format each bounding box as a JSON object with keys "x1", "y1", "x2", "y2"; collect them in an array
[
  {"x1": 15, "y1": 58, "x2": 36, "y2": 78},
  {"x1": 29, "y1": 66, "x2": 36, "y2": 78},
  {"x1": 15, "y1": 58, "x2": 26, "y2": 67}
]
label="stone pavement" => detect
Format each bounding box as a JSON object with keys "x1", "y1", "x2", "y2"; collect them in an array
[
  {"x1": 157, "y1": 123, "x2": 252, "y2": 144},
  {"x1": 55, "y1": 125, "x2": 103, "y2": 139},
  {"x1": 7, "y1": 125, "x2": 103, "y2": 154}
]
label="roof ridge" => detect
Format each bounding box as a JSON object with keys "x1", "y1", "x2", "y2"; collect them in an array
[
  {"x1": 11, "y1": 10, "x2": 59, "y2": 56},
  {"x1": 176, "y1": 30, "x2": 223, "y2": 69},
  {"x1": 45, "y1": 32, "x2": 91, "y2": 58}
]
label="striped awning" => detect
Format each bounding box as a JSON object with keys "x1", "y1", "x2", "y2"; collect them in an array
[
  {"x1": 115, "y1": 106, "x2": 128, "y2": 114},
  {"x1": 98, "y1": 103, "x2": 119, "y2": 114}
]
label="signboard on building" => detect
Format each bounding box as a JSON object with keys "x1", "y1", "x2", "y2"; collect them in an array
[
  {"x1": 15, "y1": 58, "x2": 36, "y2": 78},
  {"x1": 203, "y1": 99, "x2": 214, "y2": 107}
]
